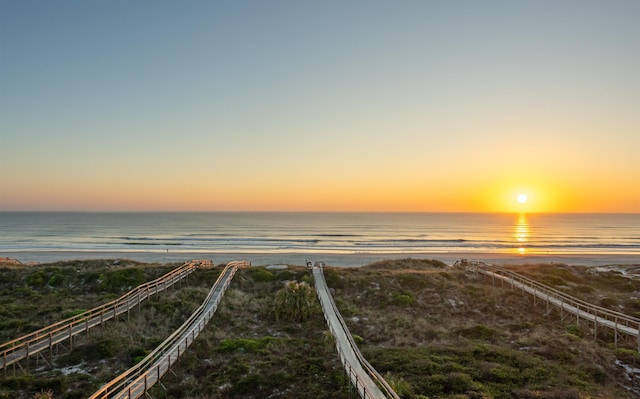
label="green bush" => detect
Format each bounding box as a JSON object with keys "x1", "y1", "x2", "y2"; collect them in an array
[
  {"x1": 276, "y1": 270, "x2": 295, "y2": 281},
  {"x1": 96, "y1": 339, "x2": 117, "y2": 357},
  {"x1": 250, "y1": 269, "x2": 276, "y2": 282},
  {"x1": 273, "y1": 281, "x2": 318, "y2": 321},
  {"x1": 392, "y1": 291, "x2": 416, "y2": 306},
  {"x1": 0, "y1": 375, "x2": 34, "y2": 390},
  {"x1": 565, "y1": 323, "x2": 582, "y2": 336},
  {"x1": 27, "y1": 271, "x2": 46, "y2": 287},
  {"x1": 218, "y1": 337, "x2": 279, "y2": 353},
  {"x1": 48, "y1": 274, "x2": 65, "y2": 287},
  {"x1": 446, "y1": 371, "x2": 474, "y2": 393},
  {"x1": 615, "y1": 348, "x2": 640, "y2": 366},
  {"x1": 352, "y1": 334, "x2": 364, "y2": 345},
  {"x1": 384, "y1": 372, "x2": 413, "y2": 398},
  {"x1": 98, "y1": 268, "x2": 145, "y2": 293}
]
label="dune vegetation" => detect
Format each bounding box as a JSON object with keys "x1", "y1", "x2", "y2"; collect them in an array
[{"x1": 0, "y1": 258, "x2": 638, "y2": 398}]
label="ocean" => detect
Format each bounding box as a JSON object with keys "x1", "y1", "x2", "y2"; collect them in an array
[{"x1": 1, "y1": 212, "x2": 639, "y2": 266}]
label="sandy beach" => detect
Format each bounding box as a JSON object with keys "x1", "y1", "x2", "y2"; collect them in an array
[{"x1": 2, "y1": 250, "x2": 639, "y2": 268}]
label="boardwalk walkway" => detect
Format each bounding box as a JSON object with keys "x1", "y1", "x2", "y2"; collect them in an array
[
  {"x1": 1, "y1": 260, "x2": 210, "y2": 374},
  {"x1": 89, "y1": 260, "x2": 249, "y2": 399},
  {"x1": 456, "y1": 260, "x2": 640, "y2": 352},
  {"x1": 311, "y1": 261, "x2": 399, "y2": 399}
]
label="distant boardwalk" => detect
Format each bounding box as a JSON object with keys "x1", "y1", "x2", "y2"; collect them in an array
[{"x1": 455, "y1": 260, "x2": 640, "y2": 352}]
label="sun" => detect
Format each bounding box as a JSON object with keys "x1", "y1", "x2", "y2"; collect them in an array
[{"x1": 517, "y1": 193, "x2": 528, "y2": 204}]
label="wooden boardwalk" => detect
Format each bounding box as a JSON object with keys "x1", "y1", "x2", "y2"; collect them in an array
[
  {"x1": 1, "y1": 260, "x2": 210, "y2": 375},
  {"x1": 89, "y1": 260, "x2": 249, "y2": 399},
  {"x1": 456, "y1": 260, "x2": 640, "y2": 352},
  {"x1": 311, "y1": 261, "x2": 399, "y2": 399}
]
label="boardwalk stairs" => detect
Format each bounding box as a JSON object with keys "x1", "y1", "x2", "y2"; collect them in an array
[
  {"x1": 454, "y1": 259, "x2": 640, "y2": 352},
  {"x1": 1, "y1": 260, "x2": 212, "y2": 375}
]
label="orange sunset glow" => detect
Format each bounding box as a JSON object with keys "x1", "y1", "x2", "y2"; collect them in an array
[{"x1": 1, "y1": 2, "x2": 639, "y2": 214}]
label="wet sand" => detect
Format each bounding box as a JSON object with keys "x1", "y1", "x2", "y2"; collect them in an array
[{"x1": 1, "y1": 250, "x2": 639, "y2": 267}]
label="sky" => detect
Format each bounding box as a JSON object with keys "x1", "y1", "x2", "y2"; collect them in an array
[{"x1": 1, "y1": 1, "x2": 639, "y2": 213}]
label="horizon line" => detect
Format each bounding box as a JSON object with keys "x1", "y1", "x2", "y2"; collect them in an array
[{"x1": 1, "y1": 210, "x2": 639, "y2": 215}]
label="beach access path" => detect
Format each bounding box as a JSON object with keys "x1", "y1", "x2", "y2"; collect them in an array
[
  {"x1": 1, "y1": 260, "x2": 208, "y2": 374},
  {"x1": 89, "y1": 260, "x2": 249, "y2": 399},
  {"x1": 312, "y1": 262, "x2": 399, "y2": 399}
]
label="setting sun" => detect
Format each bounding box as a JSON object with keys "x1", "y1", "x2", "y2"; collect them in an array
[{"x1": 517, "y1": 194, "x2": 528, "y2": 204}]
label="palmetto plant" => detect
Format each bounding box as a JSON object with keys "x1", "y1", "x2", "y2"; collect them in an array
[
  {"x1": 32, "y1": 389, "x2": 53, "y2": 399},
  {"x1": 274, "y1": 281, "x2": 318, "y2": 322}
]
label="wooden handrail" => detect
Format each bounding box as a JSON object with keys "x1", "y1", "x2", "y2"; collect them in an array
[
  {"x1": 312, "y1": 262, "x2": 400, "y2": 399},
  {"x1": 0, "y1": 260, "x2": 211, "y2": 371},
  {"x1": 457, "y1": 260, "x2": 640, "y2": 351},
  {"x1": 89, "y1": 260, "x2": 249, "y2": 399}
]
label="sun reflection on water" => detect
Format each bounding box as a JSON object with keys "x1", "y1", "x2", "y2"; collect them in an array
[{"x1": 515, "y1": 213, "x2": 529, "y2": 254}]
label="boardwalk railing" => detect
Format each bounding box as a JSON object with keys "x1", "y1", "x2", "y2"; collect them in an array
[
  {"x1": 1, "y1": 260, "x2": 211, "y2": 373},
  {"x1": 311, "y1": 262, "x2": 400, "y2": 399},
  {"x1": 455, "y1": 260, "x2": 640, "y2": 352},
  {"x1": 89, "y1": 260, "x2": 250, "y2": 399}
]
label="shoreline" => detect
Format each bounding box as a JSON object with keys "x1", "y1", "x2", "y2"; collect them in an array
[{"x1": 2, "y1": 250, "x2": 639, "y2": 267}]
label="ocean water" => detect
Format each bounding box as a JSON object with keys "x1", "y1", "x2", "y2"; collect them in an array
[{"x1": 0, "y1": 213, "x2": 639, "y2": 266}]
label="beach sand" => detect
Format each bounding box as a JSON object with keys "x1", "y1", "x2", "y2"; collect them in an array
[{"x1": 1, "y1": 250, "x2": 638, "y2": 268}]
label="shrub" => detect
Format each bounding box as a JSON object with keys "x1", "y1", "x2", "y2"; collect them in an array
[
  {"x1": 250, "y1": 269, "x2": 275, "y2": 282},
  {"x1": 276, "y1": 270, "x2": 295, "y2": 281},
  {"x1": 32, "y1": 389, "x2": 53, "y2": 399},
  {"x1": 96, "y1": 339, "x2": 117, "y2": 357},
  {"x1": 565, "y1": 323, "x2": 582, "y2": 336},
  {"x1": 98, "y1": 268, "x2": 145, "y2": 293},
  {"x1": 352, "y1": 334, "x2": 364, "y2": 345},
  {"x1": 27, "y1": 271, "x2": 46, "y2": 287},
  {"x1": 392, "y1": 291, "x2": 416, "y2": 306},
  {"x1": 446, "y1": 371, "x2": 474, "y2": 393},
  {"x1": 218, "y1": 337, "x2": 280, "y2": 353},
  {"x1": 273, "y1": 281, "x2": 318, "y2": 321},
  {"x1": 615, "y1": 348, "x2": 640, "y2": 367},
  {"x1": 48, "y1": 274, "x2": 65, "y2": 287},
  {"x1": 384, "y1": 372, "x2": 413, "y2": 398}
]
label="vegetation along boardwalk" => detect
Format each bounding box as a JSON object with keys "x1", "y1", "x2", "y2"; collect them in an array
[
  {"x1": 89, "y1": 260, "x2": 250, "y2": 399},
  {"x1": 311, "y1": 261, "x2": 400, "y2": 399},
  {"x1": 0, "y1": 260, "x2": 211, "y2": 375}
]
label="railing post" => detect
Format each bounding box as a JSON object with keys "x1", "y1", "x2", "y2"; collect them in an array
[{"x1": 546, "y1": 293, "x2": 550, "y2": 314}]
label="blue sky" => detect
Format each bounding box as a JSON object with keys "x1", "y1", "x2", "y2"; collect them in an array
[{"x1": 2, "y1": 1, "x2": 639, "y2": 212}]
